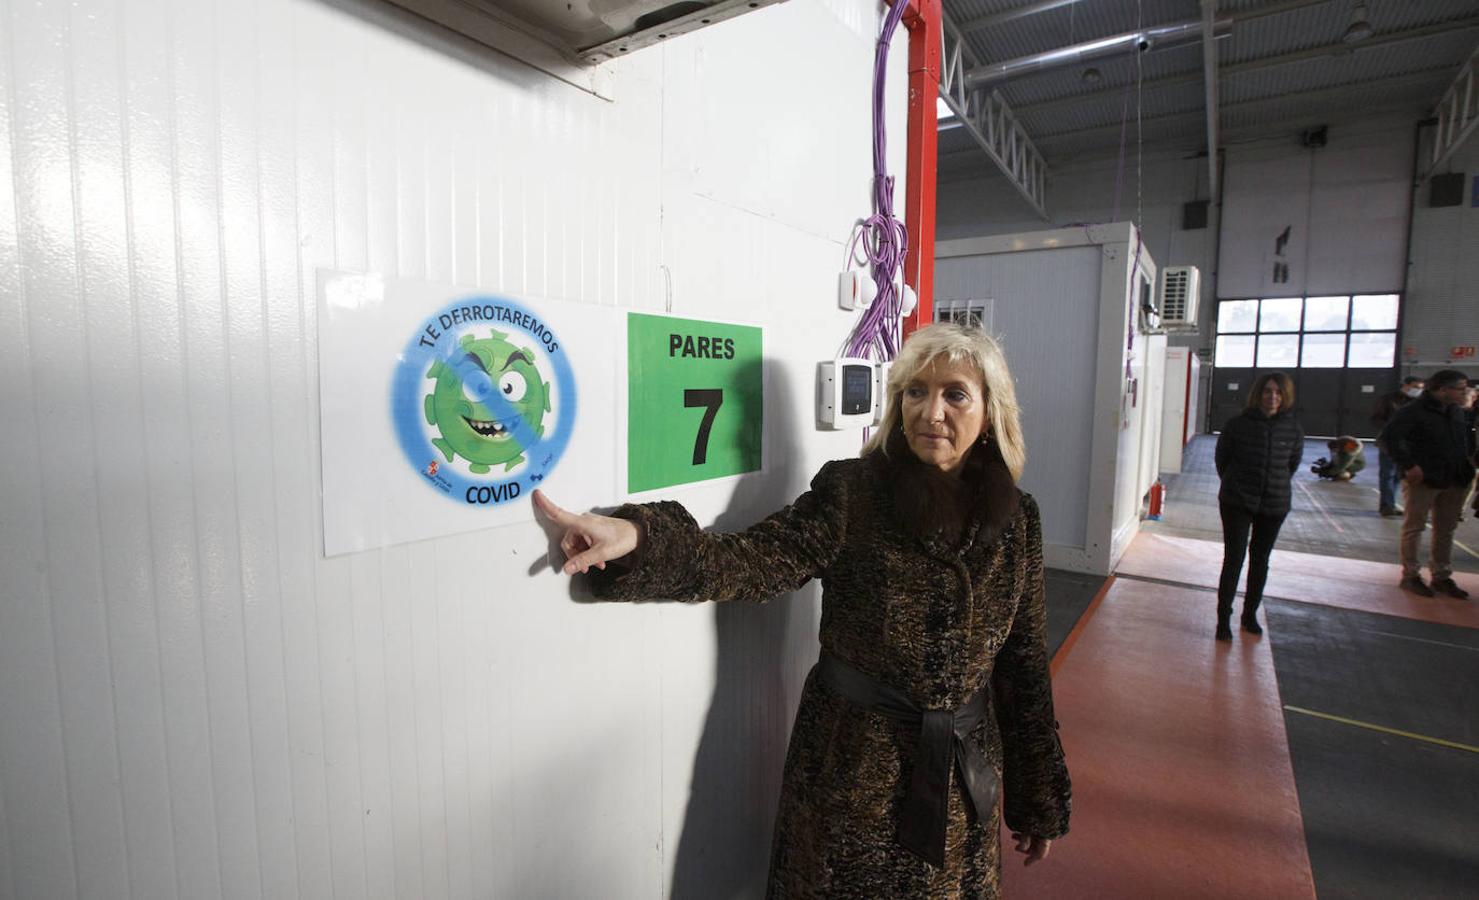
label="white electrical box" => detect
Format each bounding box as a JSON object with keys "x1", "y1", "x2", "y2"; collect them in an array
[
  {"x1": 817, "y1": 358, "x2": 878, "y2": 429},
  {"x1": 1160, "y1": 266, "x2": 1201, "y2": 328},
  {"x1": 873, "y1": 361, "x2": 893, "y2": 426},
  {"x1": 838, "y1": 271, "x2": 878, "y2": 311}
]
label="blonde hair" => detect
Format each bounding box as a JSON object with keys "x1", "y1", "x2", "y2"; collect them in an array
[{"x1": 862, "y1": 323, "x2": 1027, "y2": 481}]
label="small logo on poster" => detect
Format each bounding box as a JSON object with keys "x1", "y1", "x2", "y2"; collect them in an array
[{"x1": 392, "y1": 297, "x2": 577, "y2": 506}]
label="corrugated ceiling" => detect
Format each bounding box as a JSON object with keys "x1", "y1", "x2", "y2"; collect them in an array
[{"x1": 941, "y1": 0, "x2": 1479, "y2": 173}]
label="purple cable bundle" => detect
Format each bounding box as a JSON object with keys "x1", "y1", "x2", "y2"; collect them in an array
[{"x1": 843, "y1": 0, "x2": 910, "y2": 364}]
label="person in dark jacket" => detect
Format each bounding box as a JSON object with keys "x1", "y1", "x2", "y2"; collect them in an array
[
  {"x1": 1379, "y1": 369, "x2": 1475, "y2": 599},
  {"x1": 1214, "y1": 372, "x2": 1304, "y2": 640},
  {"x1": 1371, "y1": 376, "x2": 1424, "y2": 516},
  {"x1": 534, "y1": 325, "x2": 1070, "y2": 897}
]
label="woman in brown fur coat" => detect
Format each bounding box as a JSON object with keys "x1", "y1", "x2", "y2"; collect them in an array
[{"x1": 535, "y1": 324, "x2": 1070, "y2": 897}]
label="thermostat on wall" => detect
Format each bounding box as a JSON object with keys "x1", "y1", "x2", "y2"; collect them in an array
[{"x1": 817, "y1": 358, "x2": 877, "y2": 429}]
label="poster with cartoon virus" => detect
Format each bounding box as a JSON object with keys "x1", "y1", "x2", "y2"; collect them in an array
[{"x1": 318, "y1": 271, "x2": 618, "y2": 556}]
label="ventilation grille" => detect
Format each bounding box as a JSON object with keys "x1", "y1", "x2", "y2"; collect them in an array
[
  {"x1": 935, "y1": 298, "x2": 993, "y2": 331},
  {"x1": 1160, "y1": 266, "x2": 1200, "y2": 328}
]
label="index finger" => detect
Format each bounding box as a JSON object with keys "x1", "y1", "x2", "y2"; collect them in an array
[{"x1": 532, "y1": 489, "x2": 577, "y2": 525}]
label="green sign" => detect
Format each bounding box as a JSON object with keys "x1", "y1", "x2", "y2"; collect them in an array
[{"x1": 627, "y1": 312, "x2": 763, "y2": 492}]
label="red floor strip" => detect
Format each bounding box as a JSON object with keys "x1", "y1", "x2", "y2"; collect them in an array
[
  {"x1": 1004, "y1": 578, "x2": 1316, "y2": 899},
  {"x1": 1118, "y1": 533, "x2": 1479, "y2": 629},
  {"x1": 1050, "y1": 575, "x2": 1114, "y2": 678}
]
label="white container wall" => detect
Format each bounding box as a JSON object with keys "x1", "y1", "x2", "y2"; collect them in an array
[
  {"x1": 1160, "y1": 347, "x2": 1202, "y2": 473},
  {"x1": 0, "y1": 1, "x2": 906, "y2": 897},
  {"x1": 935, "y1": 224, "x2": 1161, "y2": 576}
]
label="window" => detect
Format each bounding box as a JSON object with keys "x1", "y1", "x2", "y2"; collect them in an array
[
  {"x1": 1300, "y1": 333, "x2": 1346, "y2": 367},
  {"x1": 1215, "y1": 335, "x2": 1255, "y2": 367},
  {"x1": 1259, "y1": 298, "x2": 1302, "y2": 332},
  {"x1": 1218, "y1": 300, "x2": 1258, "y2": 333},
  {"x1": 1215, "y1": 293, "x2": 1400, "y2": 370},
  {"x1": 1351, "y1": 294, "x2": 1398, "y2": 330},
  {"x1": 1257, "y1": 334, "x2": 1299, "y2": 368},
  {"x1": 1303, "y1": 296, "x2": 1348, "y2": 331},
  {"x1": 1348, "y1": 332, "x2": 1396, "y2": 367}
]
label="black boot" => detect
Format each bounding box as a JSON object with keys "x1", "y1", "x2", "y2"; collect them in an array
[
  {"x1": 1241, "y1": 603, "x2": 1263, "y2": 636},
  {"x1": 1216, "y1": 597, "x2": 1234, "y2": 641}
]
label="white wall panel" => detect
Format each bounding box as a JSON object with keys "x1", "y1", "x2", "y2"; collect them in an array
[
  {"x1": 0, "y1": 0, "x2": 903, "y2": 897},
  {"x1": 935, "y1": 246, "x2": 1101, "y2": 551},
  {"x1": 1403, "y1": 135, "x2": 1479, "y2": 369},
  {"x1": 1219, "y1": 118, "x2": 1413, "y2": 299}
]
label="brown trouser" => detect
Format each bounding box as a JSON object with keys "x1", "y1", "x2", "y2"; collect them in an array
[{"x1": 1399, "y1": 481, "x2": 1469, "y2": 580}]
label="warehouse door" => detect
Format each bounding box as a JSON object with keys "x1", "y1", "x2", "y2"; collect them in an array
[{"x1": 1210, "y1": 294, "x2": 1400, "y2": 438}]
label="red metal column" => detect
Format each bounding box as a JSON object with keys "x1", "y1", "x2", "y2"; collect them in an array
[{"x1": 898, "y1": 0, "x2": 940, "y2": 336}]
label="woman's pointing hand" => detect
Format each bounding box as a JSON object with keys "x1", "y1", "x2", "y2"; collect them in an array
[{"x1": 532, "y1": 489, "x2": 642, "y2": 576}]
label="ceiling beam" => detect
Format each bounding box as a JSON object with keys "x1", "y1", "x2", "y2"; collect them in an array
[
  {"x1": 957, "y1": 0, "x2": 1085, "y2": 35},
  {"x1": 1028, "y1": 67, "x2": 1455, "y2": 142},
  {"x1": 1425, "y1": 42, "x2": 1479, "y2": 177},
  {"x1": 938, "y1": 5, "x2": 1049, "y2": 216},
  {"x1": 938, "y1": 98, "x2": 1437, "y2": 175},
  {"x1": 953, "y1": 0, "x2": 1335, "y2": 91},
  {"x1": 1227, "y1": 0, "x2": 1337, "y2": 24},
  {"x1": 1201, "y1": 0, "x2": 1220, "y2": 198},
  {"x1": 963, "y1": 17, "x2": 1232, "y2": 89},
  {"x1": 1014, "y1": 16, "x2": 1479, "y2": 119}
]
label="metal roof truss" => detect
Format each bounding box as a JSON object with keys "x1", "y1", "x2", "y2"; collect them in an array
[
  {"x1": 1427, "y1": 43, "x2": 1479, "y2": 178},
  {"x1": 940, "y1": 10, "x2": 1049, "y2": 218}
]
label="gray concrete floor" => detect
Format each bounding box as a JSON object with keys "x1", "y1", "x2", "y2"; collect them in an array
[
  {"x1": 1265, "y1": 599, "x2": 1479, "y2": 899},
  {"x1": 1043, "y1": 568, "x2": 1104, "y2": 660},
  {"x1": 1146, "y1": 435, "x2": 1479, "y2": 575}
]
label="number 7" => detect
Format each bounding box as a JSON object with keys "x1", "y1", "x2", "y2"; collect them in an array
[{"x1": 684, "y1": 389, "x2": 723, "y2": 465}]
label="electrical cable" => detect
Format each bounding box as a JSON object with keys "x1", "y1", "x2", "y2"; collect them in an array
[
  {"x1": 1136, "y1": 0, "x2": 1144, "y2": 229},
  {"x1": 1111, "y1": 72, "x2": 1132, "y2": 222},
  {"x1": 841, "y1": 0, "x2": 910, "y2": 364}
]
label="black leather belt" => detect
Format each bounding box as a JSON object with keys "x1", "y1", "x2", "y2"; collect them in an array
[{"x1": 816, "y1": 652, "x2": 1000, "y2": 869}]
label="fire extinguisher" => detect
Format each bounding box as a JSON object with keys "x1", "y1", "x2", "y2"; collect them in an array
[{"x1": 1148, "y1": 480, "x2": 1165, "y2": 520}]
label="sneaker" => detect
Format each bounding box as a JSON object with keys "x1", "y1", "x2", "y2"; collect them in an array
[
  {"x1": 1399, "y1": 576, "x2": 1435, "y2": 597},
  {"x1": 1431, "y1": 578, "x2": 1471, "y2": 600},
  {"x1": 1379, "y1": 506, "x2": 1401, "y2": 517}
]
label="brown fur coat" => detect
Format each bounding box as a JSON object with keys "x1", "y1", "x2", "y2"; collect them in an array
[{"x1": 589, "y1": 450, "x2": 1071, "y2": 898}]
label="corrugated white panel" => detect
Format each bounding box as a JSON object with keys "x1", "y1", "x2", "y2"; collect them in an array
[
  {"x1": 0, "y1": 0, "x2": 904, "y2": 898},
  {"x1": 1219, "y1": 121, "x2": 1412, "y2": 298},
  {"x1": 1403, "y1": 136, "x2": 1479, "y2": 367}
]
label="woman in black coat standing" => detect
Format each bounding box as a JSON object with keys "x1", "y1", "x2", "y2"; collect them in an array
[{"x1": 1213, "y1": 372, "x2": 1304, "y2": 641}]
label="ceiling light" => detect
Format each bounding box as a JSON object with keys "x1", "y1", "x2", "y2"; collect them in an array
[{"x1": 1342, "y1": 1, "x2": 1373, "y2": 45}]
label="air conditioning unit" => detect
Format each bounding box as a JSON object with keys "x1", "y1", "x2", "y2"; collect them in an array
[{"x1": 1160, "y1": 266, "x2": 1201, "y2": 329}]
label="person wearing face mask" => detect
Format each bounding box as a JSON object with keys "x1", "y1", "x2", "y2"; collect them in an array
[
  {"x1": 531, "y1": 324, "x2": 1070, "y2": 897},
  {"x1": 1213, "y1": 372, "x2": 1304, "y2": 641},
  {"x1": 1371, "y1": 376, "x2": 1425, "y2": 517},
  {"x1": 1380, "y1": 369, "x2": 1475, "y2": 599}
]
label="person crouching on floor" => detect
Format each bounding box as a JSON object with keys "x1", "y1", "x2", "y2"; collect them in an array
[{"x1": 1311, "y1": 437, "x2": 1366, "y2": 481}]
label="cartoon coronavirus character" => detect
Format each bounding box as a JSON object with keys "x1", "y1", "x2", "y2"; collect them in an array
[{"x1": 424, "y1": 330, "x2": 551, "y2": 474}]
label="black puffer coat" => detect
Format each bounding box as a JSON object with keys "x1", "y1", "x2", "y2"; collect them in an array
[
  {"x1": 1215, "y1": 408, "x2": 1304, "y2": 516},
  {"x1": 1379, "y1": 392, "x2": 1477, "y2": 488}
]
